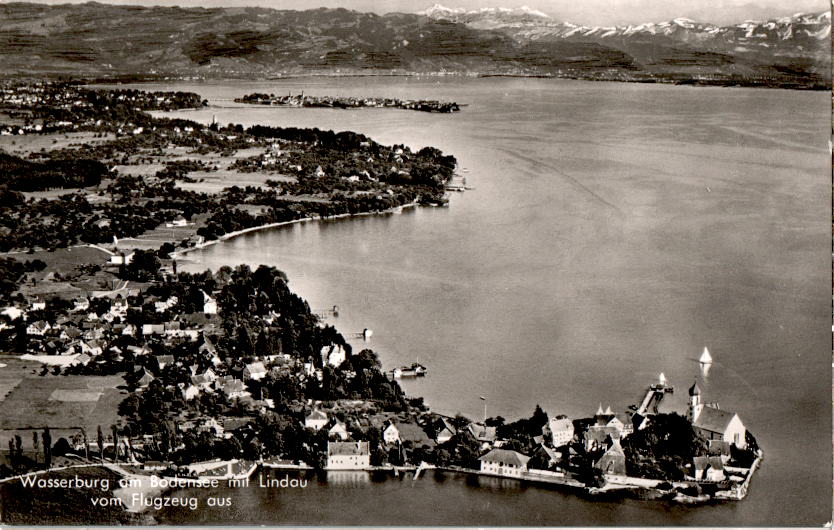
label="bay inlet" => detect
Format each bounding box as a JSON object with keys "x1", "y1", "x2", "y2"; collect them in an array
[{"x1": 139, "y1": 76, "x2": 834, "y2": 525}]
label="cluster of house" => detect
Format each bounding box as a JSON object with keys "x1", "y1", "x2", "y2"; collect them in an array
[
  {"x1": 122, "y1": 299, "x2": 359, "y2": 416},
  {"x1": 3, "y1": 263, "x2": 753, "y2": 487},
  {"x1": 237, "y1": 94, "x2": 459, "y2": 113},
  {"x1": 0, "y1": 84, "x2": 196, "y2": 114},
  {"x1": 236, "y1": 142, "x2": 379, "y2": 187},
  {"x1": 0, "y1": 123, "x2": 47, "y2": 136},
  {"x1": 139, "y1": 332, "x2": 351, "y2": 407},
  {"x1": 2, "y1": 294, "x2": 131, "y2": 364},
  {"x1": 474, "y1": 377, "x2": 748, "y2": 483},
  {"x1": 303, "y1": 407, "x2": 458, "y2": 470},
  {"x1": 132, "y1": 336, "x2": 268, "y2": 404},
  {"x1": 1, "y1": 268, "x2": 307, "y2": 432},
  {"x1": 0, "y1": 83, "x2": 207, "y2": 139},
  {"x1": 231, "y1": 134, "x2": 418, "y2": 194},
  {"x1": 0, "y1": 284, "x2": 224, "y2": 365},
  {"x1": 0, "y1": 85, "x2": 104, "y2": 134},
  {"x1": 240, "y1": 142, "x2": 291, "y2": 170}
]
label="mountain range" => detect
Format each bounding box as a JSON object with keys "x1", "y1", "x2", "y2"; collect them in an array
[
  {"x1": 0, "y1": 2, "x2": 829, "y2": 88},
  {"x1": 422, "y1": 4, "x2": 829, "y2": 57}
]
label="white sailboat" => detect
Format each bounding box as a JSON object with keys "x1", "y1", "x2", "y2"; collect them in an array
[{"x1": 699, "y1": 347, "x2": 712, "y2": 377}]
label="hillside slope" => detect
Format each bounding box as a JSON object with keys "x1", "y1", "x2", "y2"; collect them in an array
[{"x1": 0, "y1": 2, "x2": 828, "y2": 88}]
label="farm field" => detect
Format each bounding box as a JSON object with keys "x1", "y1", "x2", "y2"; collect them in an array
[
  {"x1": 0, "y1": 131, "x2": 114, "y2": 156},
  {"x1": 13, "y1": 246, "x2": 113, "y2": 275},
  {"x1": 0, "y1": 372, "x2": 127, "y2": 449}
]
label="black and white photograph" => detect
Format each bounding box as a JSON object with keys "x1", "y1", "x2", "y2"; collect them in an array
[{"x1": 0, "y1": 0, "x2": 829, "y2": 525}]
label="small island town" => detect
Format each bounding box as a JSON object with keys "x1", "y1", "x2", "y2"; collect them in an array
[{"x1": 0, "y1": 80, "x2": 765, "y2": 524}]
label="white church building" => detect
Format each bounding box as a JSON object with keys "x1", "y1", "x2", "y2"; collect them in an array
[{"x1": 688, "y1": 382, "x2": 747, "y2": 449}]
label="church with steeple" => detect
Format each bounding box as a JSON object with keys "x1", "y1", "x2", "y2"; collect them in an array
[{"x1": 688, "y1": 381, "x2": 747, "y2": 449}]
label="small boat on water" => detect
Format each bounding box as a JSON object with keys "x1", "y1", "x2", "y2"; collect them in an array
[
  {"x1": 672, "y1": 491, "x2": 711, "y2": 504},
  {"x1": 390, "y1": 363, "x2": 427, "y2": 379},
  {"x1": 699, "y1": 346, "x2": 713, "y2": 377}
]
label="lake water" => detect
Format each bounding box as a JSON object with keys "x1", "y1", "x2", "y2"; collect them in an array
[{"x1": 131, "y1": 77, "x2": 829, "y2": 525}]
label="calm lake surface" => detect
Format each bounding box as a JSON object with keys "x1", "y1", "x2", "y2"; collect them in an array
[{"x1": 134, "y1": 77, "x2": 829, "y2": 525}]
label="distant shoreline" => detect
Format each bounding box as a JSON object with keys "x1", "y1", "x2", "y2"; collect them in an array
[{"x1": 84, "y1": 72, "x2": 831, "y2": 92}]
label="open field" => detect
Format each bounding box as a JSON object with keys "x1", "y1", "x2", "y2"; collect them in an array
[
  {"x1": 176, "y1": 167, "x2": 294, "y2": 194},
  {"x1": 0, "y1": 357, "x2": 48, "y2": 446},
  {"x1": 272, "y1": 194, "x2": 329, "y2": 203},
  {"x1": 117, "y1": 214, "x2": 208, "y2": 251},
  {"x1": 18, "y1": 279, "x2": 86, "y2": 300},
  {"x1": 2, "y1": 246, "x2": 112, "y2": 274},
  {"x1": 0, "y1": 110, "x2": 26, "y2": 126},
  {"x1": 0, "y1": 132, "x2": 114, "y2": 156},
  {"x1": 23, "y1": 187, "x2": 114, "y2": 204},
  {"x1": 226, "y1": 147, "x2": 263, "y2": 160},
  {"x1": 112, "y1": 163, "x2": 164, "y2": 176},
  {"x1": 0, "y1": 355, "x2": 42, "y2": 390},
  {"x1": 0, "y1": 373, "x2": 127, "y2": 442},
  {"x1": 22, "y1": 188, "x2": 85, "y2": 201},
  {"x1": 7, "y1": 247, "x2": 120, "y2": 302}
]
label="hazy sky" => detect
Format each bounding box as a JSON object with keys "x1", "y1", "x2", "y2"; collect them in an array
[{"x1": 19, "y1": 0, "x2": 830, "y2": 25}]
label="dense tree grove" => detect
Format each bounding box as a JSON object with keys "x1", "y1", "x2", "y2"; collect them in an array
[
  {"x1": 122, "y1": 250, "x2": 162, "y2": 281},
  {"x1": 621, "y1": 413, "x2": 708, "y2": 480},
  {"x1": 0, "y1": 153, "x2": 108, "y2": 191},
  {"x1": 0, "y1": 256, "x2": 46, "y2": 301}
]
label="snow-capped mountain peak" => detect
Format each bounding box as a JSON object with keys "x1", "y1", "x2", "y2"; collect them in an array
[
  {"x1": 513, "y1": 5, "x2": 549, "y2": 18},
  {"x1": 419, "y1": 3, "x2": 468, "y2": 17},
  {"x1": 421, "y1": 6, "x2": 830, "y2": 48},
  {"x1": 419, "y1": 3, "x2": 552, "y2": 26},
  {"x1": 671, "y1": 17, "x2": 696, "y2": 27}
]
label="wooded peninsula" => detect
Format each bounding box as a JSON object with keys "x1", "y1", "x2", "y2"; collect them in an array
[{"x1": 0, "y1": 81, "x2": 761, "y2": 524}]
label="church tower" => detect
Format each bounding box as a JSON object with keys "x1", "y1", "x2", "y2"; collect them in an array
[{"x1": 688, "y1": 381, "x2": 703, "y2": 422}]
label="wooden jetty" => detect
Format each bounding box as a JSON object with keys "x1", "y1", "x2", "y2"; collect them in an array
[
  {"x1": 312, "y1": 305, "x2": 339, "y2": 319},
  {"x1": 345, "y1": 328, "x2": 373, "y2": 340},
  {"x1": 636, "y1": 373, "x2": 674, "y2": 416},
  {"x1": 445, "y1": 175, "x2": 474, "y2": 192}
]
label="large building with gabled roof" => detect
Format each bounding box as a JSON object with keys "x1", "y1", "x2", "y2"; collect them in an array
[
  {"x1": 326, "y1": 441, "x2": 370, "y2": 469},
  {"x1": 688, "y1": 381, "x2": 747, "y2": 448},
  {"x1": 478, "y1": 448, "x2": 530, "y2": 477}
]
